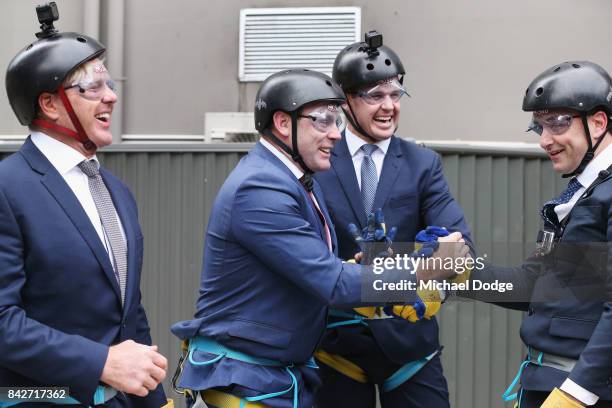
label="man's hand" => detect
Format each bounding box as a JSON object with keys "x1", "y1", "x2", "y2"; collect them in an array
[
  {"x1": 100, "y1": 340, "x2": 168, "y2": 397},
  {"x1": 416, "y1": 232, "x2": 470, "y2": 281}
]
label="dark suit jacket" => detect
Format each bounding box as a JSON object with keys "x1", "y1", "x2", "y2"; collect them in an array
[
  {"x1": 315, "y1": 135, "x2": 473, "y2": 364},
  {"x1": 469, "y1": 173, "x2": 612, "y2": 399},
  {"x1": 0, "y1": 137, "x2": 165, "y2": 407},
  {"x1": 172, "y1": 142, "x2": 418, "y2": 408}
]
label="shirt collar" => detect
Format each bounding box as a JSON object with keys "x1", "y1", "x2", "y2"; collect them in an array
[
  {"x1": 31, "y1": 131, "x2": 99, "y2": 176},
  {"x1": 259, "y1": 137, "x2": 304, "y2": 180},
  {"x1": 345, "y1": 127, "x2": 391, "y2": 157},
  {"x1": 576, "y1": 142, "x2": 612, "y2": 188}
]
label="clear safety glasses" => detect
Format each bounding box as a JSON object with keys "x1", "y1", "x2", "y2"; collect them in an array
[
  {"x1": 356, "y1": 79, "x2": 408, "y2": 106},
  {"x1": 299, "y1": 104, "x2": 346, "y2": 133},
  {"x1": 64, "y1": 72, "x2": 117, "y2": 101},
  {"x1": 528, "y1": 113, "x2": 581, "y2": 136}
]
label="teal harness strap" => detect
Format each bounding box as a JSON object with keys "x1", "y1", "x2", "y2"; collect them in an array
[
  {"x1": 188, "y1": 336, "x2": 317, "y2": 408},
  {"x1": 502, "y1": 348, "x2": 543, "y2": 407},
  {"x1": 327, "y1": 309, "x2": 369, "y2": 329},
  {"x1": 380, "y1": 349, "x2": 438, "y2": 393},
  {"x1": 189, "y1": 336, "x2": 286, "y2": 367},
  {"x1": 0, "y1": 386, "x2": 114, "y2": 408}
]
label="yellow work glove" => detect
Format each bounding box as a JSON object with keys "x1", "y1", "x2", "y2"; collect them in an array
[
  {"x1": 391, "y1": 301, "x2": 441, "y2": 322},
  {"x1": 541, "y1": 388, "x2": 586, "y2": 408},
  {"x1": 161, "y1": 399, "x2": 174, "y2": 408},
  {"x1": 353, "y1": 306, "x2": 378, "y2": 318}
]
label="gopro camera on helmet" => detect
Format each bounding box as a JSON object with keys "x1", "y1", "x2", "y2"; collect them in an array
[
  {"x1": 365, "y1": 31, "x2": 383, "y2": 50},
  {"x1": 35, "y1": 2, "x2": 59, "y2": 38},
  {"x1": 364, "y1": 30, "x2": 383, "y2": 56}
]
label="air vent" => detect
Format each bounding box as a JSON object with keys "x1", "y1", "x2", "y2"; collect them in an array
[{"x1": 239, "y1": 7, "x2": 361, "y2": 82}]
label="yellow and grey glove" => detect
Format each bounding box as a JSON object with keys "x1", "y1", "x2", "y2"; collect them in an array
[
  {"x1": 540, "y1": 388, "x2": 586, "y2": 408},
  {"x1": 389, "y1": 287, "x2": 442, "y2": 322}
]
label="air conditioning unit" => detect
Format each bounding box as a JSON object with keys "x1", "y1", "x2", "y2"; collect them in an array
[
  {"x1": 204, "y1": 112, "x2": 259, "y2": 143},
  {"x1": 239, "y1": 7, "x2": 361, "y2": 82}
]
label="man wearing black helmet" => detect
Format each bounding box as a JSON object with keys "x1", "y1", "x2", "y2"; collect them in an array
[
  {"x1": 171, "y1": 68, "x2": 469, "y2": 408},
  {"x1": 461, "y1": 61, "x2": 612, "y2": 408},
  {"x1": 0, "y1": 3, "x2": 168, "y2": 407},
  {"x1": 314, "y1": 31, "x2": 473, "y2": 408}
]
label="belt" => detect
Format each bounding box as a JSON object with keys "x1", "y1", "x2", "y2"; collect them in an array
[
  {"x1": 201, "y1": 389, "x2": 267, "y2": 408},
  {"x1": 187, "y1": 336, "x2": 318, "y2": 408},
  {"x1": 503, "y1": 347, "x2": 578, "y2": 405},
  {"x1": 326, "y1": 307, "x2": 394, "y2": 329},
  {"x1": 531, "y1": 348, "x2": 576, "y2": 373}
]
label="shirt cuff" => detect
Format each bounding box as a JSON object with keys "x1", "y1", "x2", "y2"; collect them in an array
[{"x1": 560, "y1": 378, "x2": 599, "y2": 406}]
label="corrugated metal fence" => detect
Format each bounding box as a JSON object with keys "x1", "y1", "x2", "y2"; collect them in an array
[{"x1": 0, "y1": 143, "x2": 564, "y2": 408}]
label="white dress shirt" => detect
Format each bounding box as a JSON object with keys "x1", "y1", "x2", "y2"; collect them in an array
[
  {"x1": 553, "y1": 143, "x2": 612, "y2": 405},
  {"x1": 344, "y1": 127, "x2": 391, "y2": 188},
  {"x1": 31, "y1": 131, "x2": 126, "y2": 266},
  {"x1": 555, "y1": 143, "x2": 612, "y2": 222}
]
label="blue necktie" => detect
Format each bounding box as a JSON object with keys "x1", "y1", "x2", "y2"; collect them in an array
[
  {"x1": 541, "y1": 177, "x2": 582, "y2": 227},
  {"x1": 360, "y1": 144, "x2": 379, "y2": 216}
]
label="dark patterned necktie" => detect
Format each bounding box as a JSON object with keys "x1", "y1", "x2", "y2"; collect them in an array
[
  {"x1": 360, "y1": 144, "x2": 379, "y2": 216},
  {"x1": 78, "y1": 160, "x2": 127, "y2": 304},
  {"x1": 540, "y1": 177, "x2": 582, "y2": 227}
]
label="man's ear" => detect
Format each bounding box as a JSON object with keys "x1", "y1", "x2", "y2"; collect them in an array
[
  {"x1": 271, "y1": 111, "x2": 291, "y2": 140},
  {"x1": 37, "y1": 92, "x2": 61, "y2": 121}
]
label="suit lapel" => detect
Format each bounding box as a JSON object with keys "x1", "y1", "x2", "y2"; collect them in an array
[
  {"x1": 102, "y1": 169, "x2": 135, "y2": 314},
  {"x1": 372, "y1": 136, "x2": 404, "y2": 211},
  {"x1": 331, "y1": 137, "x2": 366, "y2": 228},
  {"x1": 254, "y1": 142, "x2": 328, "y2": 243},
  {"x1": 20, "y1": 138, "x2": 122, "y2": 302}
]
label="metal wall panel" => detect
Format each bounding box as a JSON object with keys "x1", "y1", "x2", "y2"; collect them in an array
[{"x1": 0, "y1": 146, "x2": 564, "y2": 407}]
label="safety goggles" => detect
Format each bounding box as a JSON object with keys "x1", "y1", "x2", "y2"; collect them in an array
[
  {"x1": 356, "y1": 79, "x2": 408, "y2": 105},
  {"x1": 299, "y1": 104, "x2": 346, "y2": 133},
  {"x1": 64, "y1": 71, "x2": 117, "y2": 101},
  {"x1": 527, "y1": 113, "x2": 581, "y2": 136}
]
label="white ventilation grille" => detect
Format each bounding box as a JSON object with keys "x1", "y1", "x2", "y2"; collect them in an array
[{"x1": 239, "y1": 7, "x2": 361, "y2": 82}]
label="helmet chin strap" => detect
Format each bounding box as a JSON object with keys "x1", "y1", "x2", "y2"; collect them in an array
[
  {"x1": 343, "y1": 99, "x2": 398, "y2": 143},
  {"x1": 262, "y1": 111, "x2": 314, "y2": 190},
  {"x1": 563, "y1": 114, "x2": 607, "y2": 178},
  {"x1": 31, "y1": 86, "x2": 96, "y2": 151}
]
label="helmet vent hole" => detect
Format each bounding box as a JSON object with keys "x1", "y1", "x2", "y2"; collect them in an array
[
  {"x1": 325, "y1": 80, "x2": 332, "y2": 87},
  {"x1": 77, "y1": 37, "x2": 86, "y2": 43},
  {"x1": 554, "y1": 66, "x2": 561, "y2": 72},
  {"x1": 366, "y1": 63, "x2": 374, "y2": 70},
  {"x1": 26, "y1": 44, "x2": 33, "y2": 50},
  {"x1": 385, "y1": 59, "x2": 391, "y2": 66},
  {"x1": 572, "y1": 63, "x2": 581, "y2": 68},
  {"x1": 535, "y1": 87, "x2": 544, "y2": 96},
  {"x1": 346, "y1": 46, "x2": 352, "y2": 51}
]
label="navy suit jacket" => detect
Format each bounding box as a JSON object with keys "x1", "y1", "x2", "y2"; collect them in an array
[
  {"x1": 0, "y1": 138, "x2": 165, "y2": 407},
  {"x1": 469, "y1": 174, "x2": 612, "y2": 399},
  {"x1": 172, "y1": 142, "x2": 418, "y2": 408},
  {"x1": 315, "y1": 135, "x2": 473, "y2": 364}
]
